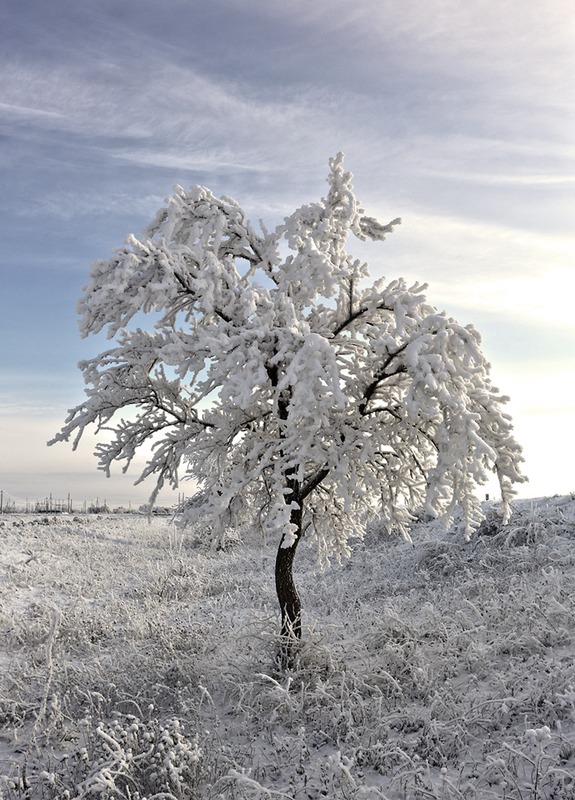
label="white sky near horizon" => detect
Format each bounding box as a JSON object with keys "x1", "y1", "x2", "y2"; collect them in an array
[{"x1": 1, "y1": 0, "x2": 574, "y2": 509}]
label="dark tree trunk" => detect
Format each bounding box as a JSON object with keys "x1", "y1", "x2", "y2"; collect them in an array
[
  {"x1": 275, "y1": 536, "x2": 302, "y2": 639},
  {"x1": 274, "y1": 503, "x2": 303, "y2": 667}
]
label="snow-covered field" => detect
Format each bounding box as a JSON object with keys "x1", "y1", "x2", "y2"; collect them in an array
[{"x1": 1, "y1": 497, "x2": 575, "y2": 799}]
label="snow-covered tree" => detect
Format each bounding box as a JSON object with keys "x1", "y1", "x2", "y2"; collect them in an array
[{"x1": 51, "y1": 154, "x2": 525, "y2": 651}]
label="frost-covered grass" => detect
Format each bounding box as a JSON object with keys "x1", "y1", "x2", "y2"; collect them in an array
[{"x1": 1, "y1": 498, "x2": 575, "y2": 799}]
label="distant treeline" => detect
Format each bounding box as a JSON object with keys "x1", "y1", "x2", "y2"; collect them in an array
[{"x1": 0, "y1": 490, "x2": 183, "y2": 515}]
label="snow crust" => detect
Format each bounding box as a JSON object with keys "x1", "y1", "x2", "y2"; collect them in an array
[{"x1": 1, "y1": 496, "x2": 575, "y2": 798}]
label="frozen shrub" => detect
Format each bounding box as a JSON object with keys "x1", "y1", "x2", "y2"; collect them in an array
[{"x1": 35, "y1": 714, "x2": 204, "y2": 800}]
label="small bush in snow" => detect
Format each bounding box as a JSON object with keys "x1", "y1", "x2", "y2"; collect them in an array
[{"x1": 22, "y1": 714, "x2": 203, "y2": 800}]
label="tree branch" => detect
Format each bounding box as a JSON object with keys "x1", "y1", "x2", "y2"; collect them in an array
[
  {"x1": 299, "y1": 467, "x2": 330, "y2": 502},
  {"x1": 331, "y1": 300, "x2": 394, "y2": 338},
  {"x1": 173, "y1": 269, "x2": 233, "y2": 324},
  {"x1": 358, "y1": 342, "x2": 410, "y2": 415}
]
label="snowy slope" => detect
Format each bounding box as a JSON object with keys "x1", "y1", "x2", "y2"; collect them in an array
[{"x1": 1, "y1": 497, "x2": 574, "y2": 798}]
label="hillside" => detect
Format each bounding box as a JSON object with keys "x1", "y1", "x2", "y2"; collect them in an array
[{"x1": 1, "y1": 496, "x2": 574, "y2": 799}]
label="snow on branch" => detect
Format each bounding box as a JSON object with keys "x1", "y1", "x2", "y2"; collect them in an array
[{"x1": 52, "y1": 154, "x2": 526, "y2": 558}]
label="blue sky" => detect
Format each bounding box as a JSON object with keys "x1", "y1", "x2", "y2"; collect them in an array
[{"x1": 1, "y1": 0, "x2": 574, "y2": 508}]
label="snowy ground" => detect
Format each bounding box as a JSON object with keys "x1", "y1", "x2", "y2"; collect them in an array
[{"x1": 1, "y1": 497, "x2": 575, "y2": 799}]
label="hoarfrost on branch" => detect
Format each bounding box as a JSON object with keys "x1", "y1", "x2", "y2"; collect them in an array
[{"x1": 51, "y1": 153, "x2": 525, "y2": 561}]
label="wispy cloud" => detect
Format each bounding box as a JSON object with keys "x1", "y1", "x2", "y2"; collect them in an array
[
  {"x1": 0, "y1": 100, "x2": 64, "y2": 119},
  {"x1": 18, "y1": 190, "x2": 168, "y2": 221},
  {"x1": 0, "y1": 55, "x2": 356, "y2": 190},
  {"x1": 425, "y1": 171, "x2": 575, "y2": 187},
  {"x1": 363, "y1": 208, "x2": 575, "y2": 328}
]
